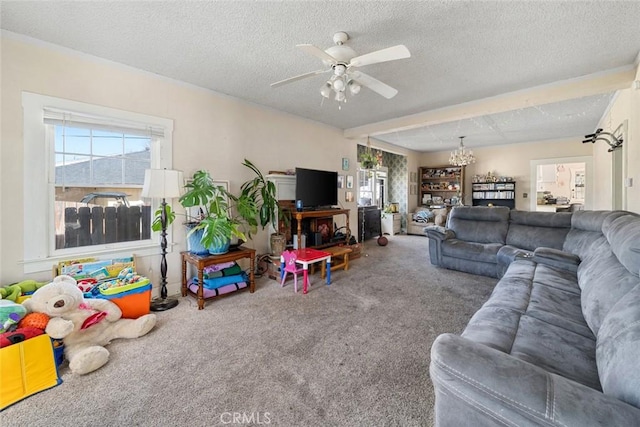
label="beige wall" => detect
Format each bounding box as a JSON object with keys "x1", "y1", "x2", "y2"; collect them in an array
[
  {"x1": 418, "y1": 138, "x2": 593, "y2": 210},
  {"x1": 593, "y1": 66, "x2": 640, "y2": 211},
  {"x1": 0, "y1": 36, "x2": 361, "y2": 289}
]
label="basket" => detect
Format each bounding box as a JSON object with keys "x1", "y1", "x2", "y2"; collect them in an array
[{"x1": 96, "y1": 279, "x2": 151, "y2": 319}]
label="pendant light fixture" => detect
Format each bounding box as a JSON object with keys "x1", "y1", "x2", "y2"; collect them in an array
[{"x1": 449, "y1": 136, "x2": 476, "y2": 166}]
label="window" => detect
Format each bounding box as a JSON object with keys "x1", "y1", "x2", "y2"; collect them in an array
[
  {"x1": 22, "y1": 93, "x2": 174, "y2": 274},
  {"x1": 51, "y1": 121, "x2": 152, "y2": 249}
]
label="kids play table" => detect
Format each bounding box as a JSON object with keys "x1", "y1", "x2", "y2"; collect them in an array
[{"x1": 280, "y1": 248, "x2": 332, "y2": 294}]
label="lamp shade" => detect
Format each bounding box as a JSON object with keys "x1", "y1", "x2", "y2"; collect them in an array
[{"x1": 141, "y1": 169, "x2": 183, "y2": 199}]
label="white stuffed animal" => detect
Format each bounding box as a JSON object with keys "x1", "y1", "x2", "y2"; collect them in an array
[{"x1": 23, "y1": 275, "x2": 156, "y2": 375}]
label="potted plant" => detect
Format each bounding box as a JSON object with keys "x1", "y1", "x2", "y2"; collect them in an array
[
  {"x1": 179, "y1": 170, "x2": 258, "y2": 255},
  {"x1": 360, "y1": 150, "x2": 378, "y2": 170},
  {"x1": 240, "y1": 159, "x2": 290, "y2": 256}
]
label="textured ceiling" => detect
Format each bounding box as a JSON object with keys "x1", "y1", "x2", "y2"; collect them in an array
[{"x1": 1, "y1": 1, "x2": 639, "y2": 152}]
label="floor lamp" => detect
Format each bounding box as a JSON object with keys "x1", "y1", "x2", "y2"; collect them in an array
[{"x1": 142, "y1": 168, "x2": 184, "y2": 311}]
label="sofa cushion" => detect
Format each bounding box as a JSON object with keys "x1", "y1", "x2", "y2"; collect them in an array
[
  {"x1": 578, "y1": 248, "x2": 640, "y2": 335},
  {"x1": 462, "y1": 259, "x2": 600, "y2": 389},
  {"x1": 441, "y1": 240, "x2": 502, "y2": 264},
  {"x1": 447, "y1": 206, "x2": 510, "y2": 244},
  {"x1": 578, "y1": 212, "x2": 640, "y2": 336},
  {"x1": 597, "y1": 283, "x2": 640, "y2": 408},
  {"x1": 510, "y1": 315, "x2": 600, "y2": 390},
  {"x1": 603, "y1": 212, "x2": 640, "y2": 276},
  {"x1": 563, "y1": 210, "x2": 625, "y2": 259},
  {"x1": 506, "y1": 210, "x2": 572, "y2": 251}
]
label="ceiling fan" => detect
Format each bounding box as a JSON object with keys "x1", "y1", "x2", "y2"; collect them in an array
[{"x1": 271, "y1": 32, "x2": 411, "y2": 107}]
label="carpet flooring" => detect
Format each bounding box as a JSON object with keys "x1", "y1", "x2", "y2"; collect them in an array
[{"x1": 0, "y1": 235, "x2": 497, "y2": 426}]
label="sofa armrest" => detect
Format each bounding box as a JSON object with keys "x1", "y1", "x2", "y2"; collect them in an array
[
  {"x1": 430, "y1": 334, "x2": 640, "y2": 427},
  {"x1": 425, "y1": 226, "x2": 455, "y2": 241},
  {"x1": 496, "y1": 245, "x2": 533, "y2": 277},
  {"x1": 425, "y1": 227, "x2": 455, "y2": 266},
  {"x1": 532, "y1": 247, "x2": 580, "y2": 273}
]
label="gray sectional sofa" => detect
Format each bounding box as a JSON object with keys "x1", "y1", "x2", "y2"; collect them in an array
[{"x1": 426, "y1": 207, "x2": 640, "y2": 426}]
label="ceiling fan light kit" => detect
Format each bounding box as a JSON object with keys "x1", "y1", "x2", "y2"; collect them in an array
[{"x1": 271, "y1": 31, "x2": 411, "y2": 108}]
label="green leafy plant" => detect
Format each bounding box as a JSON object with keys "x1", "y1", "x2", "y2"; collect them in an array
[
  {"x1": 240, "y1": 159, "x2": 290, "y2": 231},
  {"x1": 360, "y1": 150, "x2": 378, "y2": 169},
  {"x1": 179, "y1": 170, "x2": 258, "y2": 251},
  {"x1": 151, "y1": 204, "x2": 176, "y2": 232}
]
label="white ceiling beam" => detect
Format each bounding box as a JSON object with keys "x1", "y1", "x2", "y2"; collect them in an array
[{"x1": 344, "y1": 66, "x2": 636, "y2": 139}]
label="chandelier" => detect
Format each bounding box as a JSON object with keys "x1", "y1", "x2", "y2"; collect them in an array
[
  {"x1": 449, "y1": 136, "x2": 476, "y2": 166},
  {"x1": 319, "y1": 64, "x2": 361, "y2": 109}
]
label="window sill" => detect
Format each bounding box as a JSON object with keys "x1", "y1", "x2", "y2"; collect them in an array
[{"x1": 22, "y1": 243, "x2": 175, "y2": 275}]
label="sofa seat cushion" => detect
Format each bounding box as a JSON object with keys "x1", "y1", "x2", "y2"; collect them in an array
[
  {"x1": 526, "y1": 280, "x2": 594, "y2": 339},
  {"x1": 441, "y1": 240, "x2": 502, "y2": 264},
  {"x1": 462, "y1": 259, "x2": 600, "y2": 391},
  {"x1": 510, "y1": 315, "x2": 600, "y2": 390}
]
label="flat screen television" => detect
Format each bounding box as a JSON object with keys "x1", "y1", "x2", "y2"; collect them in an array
[{"x1": 295, "y1": 167, "x2": 338, "y2": 209}]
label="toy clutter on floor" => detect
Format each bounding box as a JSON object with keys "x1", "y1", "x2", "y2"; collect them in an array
[
  {"x1": 0, "y1": 256, "x2": 159, "y2": 409},
  {"x1": 55, "y1": 257, "x2": 152, "y2": 319},
  {"x1": 22, "y1": 275, "x2": 157, "y2": 376}
]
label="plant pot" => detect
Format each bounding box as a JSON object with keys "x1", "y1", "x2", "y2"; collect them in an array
[
  {"x1": 208, "y1": 237, "x2": 231, "y2": 255},
  {"x1": 185, "y1": 225, "x2": 209, "y2": 255},
  {"x1": 270, "y1": 233, "x2": 286, "y2": 257}
]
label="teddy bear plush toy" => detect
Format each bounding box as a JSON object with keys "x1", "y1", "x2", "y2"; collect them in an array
[{"x1": 23, "y1": 275, "x2": 157, "y2": 375}]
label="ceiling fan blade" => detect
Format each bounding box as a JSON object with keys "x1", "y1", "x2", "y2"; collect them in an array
[
  {"x1": 296, "y1": 44, "x2": 338, "y2": 64},
  {"x1": 350, "y1": 71, "x2": 398, "y2": 99},
  {"x1": 349, "y1": 45, "x2": 411, "y2": 68},
  {"x1": 271, "y1": 69, "x2": 329, "y2": 88}
]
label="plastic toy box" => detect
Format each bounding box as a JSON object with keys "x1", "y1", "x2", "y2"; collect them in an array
[
  {"x1": 0, "y1": 334, "x2": 62, "y2": 410},
  {"x1": 95, "y1": 278, "x2": 152, "y2": 319}
]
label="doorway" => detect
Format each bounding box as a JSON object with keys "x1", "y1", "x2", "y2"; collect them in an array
[{"x1": 530, "y1": 156, "x2": 593, "y2": 212}]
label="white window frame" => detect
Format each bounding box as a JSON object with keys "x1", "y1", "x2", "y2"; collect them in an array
[{"x1": 22, "y1": 92, "x2": 174, "y2": 274}]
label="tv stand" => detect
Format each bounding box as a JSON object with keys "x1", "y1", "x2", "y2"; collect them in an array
[{"x1": 292, "y1": 208, "x2": 350, "y2": 249}]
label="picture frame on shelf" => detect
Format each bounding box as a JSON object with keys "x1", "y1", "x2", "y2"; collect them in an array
[
  {"x1": 342, "y1": 158, "x2": 349, "y2": 171},
  {"x1": 337, "y1": 175, "x2": 345, "y2": 189}
]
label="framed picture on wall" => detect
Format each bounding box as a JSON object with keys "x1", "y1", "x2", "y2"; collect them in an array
[
  {"x1": 345, "y1": 191, "x2": 354, "y2": 202},
  {"x1": 410, "y1": 171, "x2": 417, "y2": 183},
  {"x1": 346, "y1": 175, "x2": 354, "y2": 189},
  {"x1": 410, "y1": 184, "x2": 417, "y2": 195},
  {"x1": 337, "y1": 175, "x2": 345, "y2": 189},
  {"x1": 342, "y1": 158, "x2": 349, "y2": 171}
]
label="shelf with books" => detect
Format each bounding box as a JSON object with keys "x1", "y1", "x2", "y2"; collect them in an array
[{"x1": 471, "y1": 181, "x2": 516, "y2": 209}]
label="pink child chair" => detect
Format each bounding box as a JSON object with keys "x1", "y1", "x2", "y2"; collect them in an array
[{"x1": 281, "y1": 250, "x2": 306, "y2": 293}]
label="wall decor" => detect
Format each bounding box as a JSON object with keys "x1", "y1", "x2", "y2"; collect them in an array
[
  {"x1": 345, "y1": 191, "x2": 354, "y2": 202},
  {"x1": 337, "y1": 175, "x2": 344, "y2": 189},
  {"x1": 346, "y1": 175, "x2": 354, "y2": 189},
  {"x1": 410, "y1": 171, "x2": 417, "y2": 183},
  {"x1": 342, "y1": 158, "x2": 350, "y2": 171},
  {"x1": 410, "y1": 184, "x2": 417, "y2": 195}
]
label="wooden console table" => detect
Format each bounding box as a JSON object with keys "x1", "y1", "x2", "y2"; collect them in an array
[
  {"x1": 181, "y1": 246, "x2": 255, "y2": 310},
  {"x1": 292, "y1": 208, "x2": 350, "y2": 249}
]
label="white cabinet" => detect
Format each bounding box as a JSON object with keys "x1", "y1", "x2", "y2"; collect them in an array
[
  {"x1": 266, "y1": 174, "x2": 295, "y2": 200},
  {"x1": 381, "y1": 213, "x2": 401, "y2": 235}
]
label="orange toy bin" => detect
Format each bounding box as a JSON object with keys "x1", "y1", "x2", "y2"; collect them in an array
[{"x1": 95, "y1": 279, "x2": 152, "y2": 319}]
